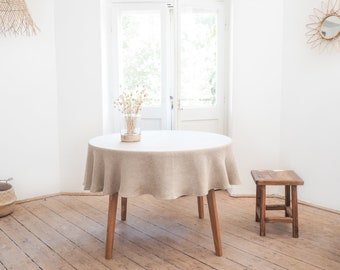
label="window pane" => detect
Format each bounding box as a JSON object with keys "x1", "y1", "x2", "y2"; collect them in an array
[
  {"x1": 180, "y1": 9, "x2": 217, "y2": 107},
  {"x1": 119, "y1": 11, "x2": 161, "y2": 106}
]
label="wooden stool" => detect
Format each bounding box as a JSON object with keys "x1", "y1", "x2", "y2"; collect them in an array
[{"x1": 251, "y1": 170, "x2": 304, "y2": 238}]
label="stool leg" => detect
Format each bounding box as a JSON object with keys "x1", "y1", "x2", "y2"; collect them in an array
[
  {"x1": 292, "y1": 185, "x2": 299, "y2": 238},
  {"x1": 285, "y1": 185, "x2": 290, "y2": 217},
  {"x1": 260, "y1": 185, "x2": 266, "y2": 236},
  {"x1": 255, "y1": 184, "x2": 260, "y2": 222}
]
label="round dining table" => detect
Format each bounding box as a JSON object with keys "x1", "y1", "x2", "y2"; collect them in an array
[{"x1": 84, "y1": 130, "x2": 240, "y2": 259}]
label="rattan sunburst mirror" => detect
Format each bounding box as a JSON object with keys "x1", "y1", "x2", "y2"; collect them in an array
[{"x1": 306, "y1": 0, "x2": 340, "y2": 51}]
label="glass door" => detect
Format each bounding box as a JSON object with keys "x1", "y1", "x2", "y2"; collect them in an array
[
  {"x1": 110, "y1": 0, "x2": 227, "y2": 133},
  {"x1": 112, "y1": 3, "x2": 171, "y2": 130},
  {"x1": 175, "y1": 1, "x2": 227, "y2": 133}
]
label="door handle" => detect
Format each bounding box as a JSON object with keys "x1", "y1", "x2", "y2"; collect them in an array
[{"x1": 169, "y1": 96, "x2": 174, "y2": 110}]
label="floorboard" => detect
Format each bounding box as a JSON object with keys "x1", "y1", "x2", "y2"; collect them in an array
[{"x1": 0, "y1": 191, "x2": 339, "y2": 270}]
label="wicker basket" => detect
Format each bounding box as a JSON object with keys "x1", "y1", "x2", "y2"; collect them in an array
[{"x1": 0, "y1": 182, "x2": 16, "y2": 217}]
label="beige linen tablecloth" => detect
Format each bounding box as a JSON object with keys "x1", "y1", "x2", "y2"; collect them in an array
[{"x1": 84, "y1": 130, "x2": 240, "y2": 199}]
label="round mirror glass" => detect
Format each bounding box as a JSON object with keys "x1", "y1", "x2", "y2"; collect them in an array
[{"x1": 320, "y1": 15, "x2": 340, "y2": 39}]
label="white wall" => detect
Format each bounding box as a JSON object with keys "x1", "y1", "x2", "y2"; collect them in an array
[
  {"x1": 229, "y1": 0, "x2": 340, "y2": 211},
  {"x1": 55, "y1": 0, "x2": 103, "y2": 192},
  {"x1": 281, "y1": 0, "x2": 340, "y2": 210},
  {"x1": 0, "y1": 0, "x2": 60, "y2": 199},
  {"x1": 0, "y1": 0, "x2": 104, "y2": 199},
  {"x1": 228, "y1": 0, "x2": 283, "y2": 195}
]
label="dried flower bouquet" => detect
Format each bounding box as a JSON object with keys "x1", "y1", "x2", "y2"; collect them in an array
[{"x1": 114, "y1": 88, "x2": 148, "y2": 141}]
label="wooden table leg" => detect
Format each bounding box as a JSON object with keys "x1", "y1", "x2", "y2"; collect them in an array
[
  {"x1": 121, "y1": 197, "x2": 127, "y2": 221},
  {"x1": 206, "y1": 189, "x2": 222, "y2": 256},
  {"x1": 197, "y1": 196, "x2": 204, "y2": 219},
  {"x1": 105, "y1": 193, "x2": 118, "y2": 259}
]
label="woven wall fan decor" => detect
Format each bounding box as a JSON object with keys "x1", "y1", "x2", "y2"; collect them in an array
[{"x1": 0, "y1": 0, "x2": 39, "y2": 36}]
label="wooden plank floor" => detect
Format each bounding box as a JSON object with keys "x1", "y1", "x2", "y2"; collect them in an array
[{"x1": 0, "y1": 191, "x2": 339, "y2": 270}]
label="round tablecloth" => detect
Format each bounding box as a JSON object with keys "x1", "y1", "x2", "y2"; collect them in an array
[{"x1": 84, "y1": 130, "x2": 240, "y2": 199}]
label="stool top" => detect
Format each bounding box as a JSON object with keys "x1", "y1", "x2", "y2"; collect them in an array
[{"x1": 251, "y1": 170, "x2": 304, "y2": 185}]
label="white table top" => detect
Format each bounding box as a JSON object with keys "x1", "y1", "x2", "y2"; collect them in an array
[
  {"x1": 84, "y1": 130, "x2": 240, "y2": 199},
  {"x1": 89, "y1": 130, "x2": 232, "y2": 152}
]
